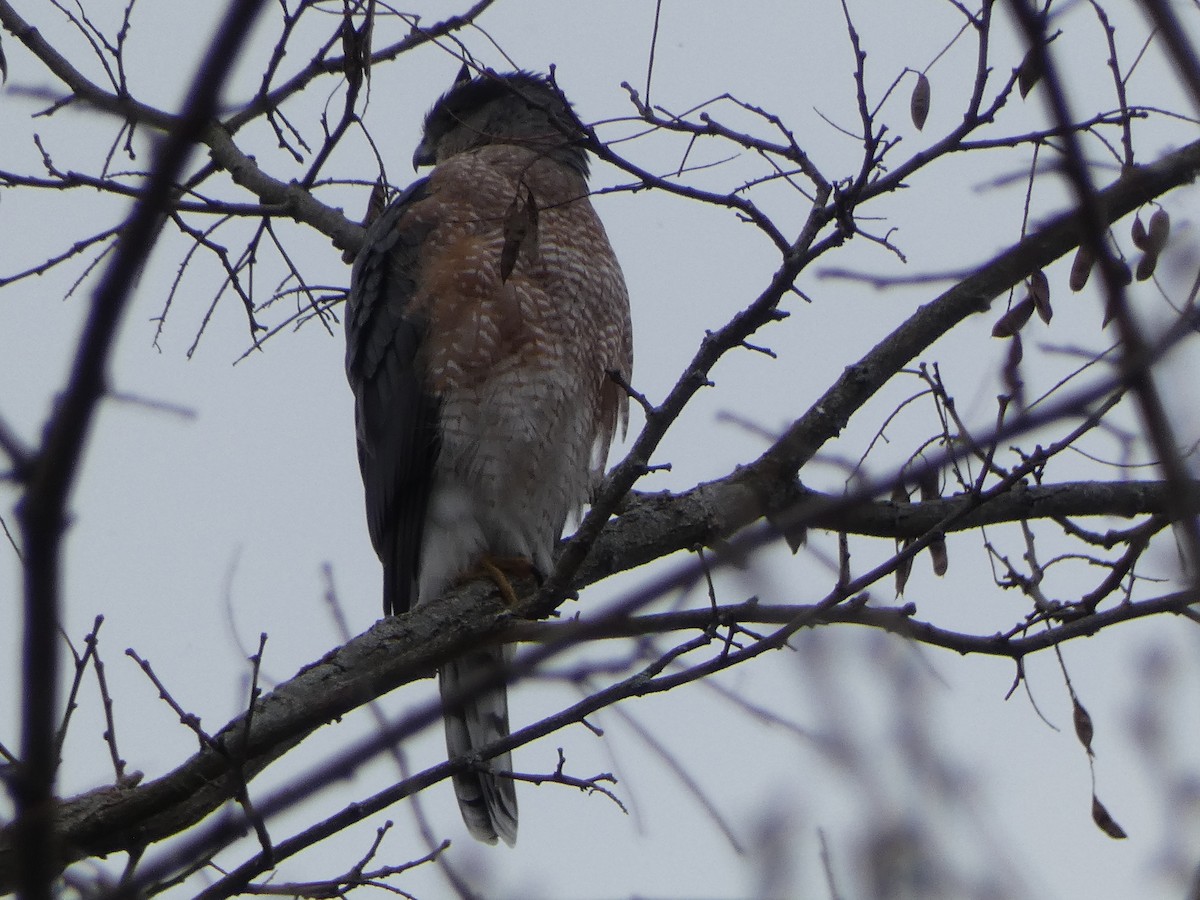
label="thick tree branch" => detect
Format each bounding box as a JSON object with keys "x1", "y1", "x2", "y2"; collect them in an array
[
  {"x1": 575, "y1": 138, "x2": 1200, "y2": 592},
  {"x1": 3, "y1": 3, "x2": 1200, "y2": 893},
  {"x1": 2, "y1": 127, "x2": 1197, "y2": 888},
  {"x1": 735, "y1": 136, "x2": 1200, "y2": 513},
  {"x1": 0, "y1": 466, "x2": 1191, "y2": 891},
  {"x1": 1009, "y1": 0, "x2": 1200, "y2": 568},
  {"x1": 580, "y1": 478, "x2": 1181, "y2": 586},
  {"x1": 509, "y1": 590, "x2": 1200, "y2": 659},
  {"x1": 202, "y1": 124, "x2": 364, "y2": 253},
  {"x1": 0, "y1": 578, "x2": 511, "y2": 892}
]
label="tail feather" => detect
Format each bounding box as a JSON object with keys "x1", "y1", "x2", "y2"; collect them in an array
[{"x1": 439, "y1": 648, "x2": 518, "y2": 846}]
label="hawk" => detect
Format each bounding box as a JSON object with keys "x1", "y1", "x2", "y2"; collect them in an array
[{"x1": 345, "y1": 67, "x2": 633, "y2": 846}]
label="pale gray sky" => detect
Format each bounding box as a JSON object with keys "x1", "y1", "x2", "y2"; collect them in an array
[{"x1": 3, "y1": 2, "x2": 1200, "y2": 898}]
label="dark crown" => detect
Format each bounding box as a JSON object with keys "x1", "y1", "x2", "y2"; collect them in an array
[{"x1": 421, "y1": 68, "x2": 590, "y2": 177}]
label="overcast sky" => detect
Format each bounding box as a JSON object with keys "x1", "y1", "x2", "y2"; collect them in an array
[{"x1": 3, "y1": 2, "x2": 1200, "y2": 898}]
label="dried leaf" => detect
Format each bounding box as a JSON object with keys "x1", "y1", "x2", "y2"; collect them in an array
[
  {"x1": 1092, "y1": 795, "x2": 1128, "y2": 840},
  {"x1": 1069, "y1": 246, "x2": 1094, "y2": 292},
  {"x1": 929, "y1": 536, "x2": 948, "y2": 576},
  {"x1": 895, "y1": 539, "x2": 914, "y2": 596},
  {"x1": 1072, "y1": 697, "x2": 1095, "y2": 754},
  {"x1": 992, "y1": 296, "x2": 1035, "y2": 338},
  {"x1": 1136, "y1": 251, "x2": 1158, "y2": 282},
  {"x1": 1130, "y1": 215, "x2": 1149, "y2": 250},
  {"x1": 1147, "y1": 208, "x2": 1170, "y2": 253},
  {"x1": 910, "y1": 73, "x2": 931, "y2": 131},
  {"x1": 500, "y1": 185, "x2": 539, "y2": 282},
  {"x1": 1017, "y1": 47, "x2": 1043, "y2": 98},
  {"x1": 1029, "y1": 270, "x2": 1052, "y2": 323}
]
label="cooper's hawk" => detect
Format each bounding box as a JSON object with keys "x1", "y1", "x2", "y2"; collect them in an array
[{"x1": 345, "y1": 67, "x2": 633, "y2": 845}]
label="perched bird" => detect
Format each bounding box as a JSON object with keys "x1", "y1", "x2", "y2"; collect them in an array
[{"x1": 344, "y1": 67, "x2": 633, "y2": 845}]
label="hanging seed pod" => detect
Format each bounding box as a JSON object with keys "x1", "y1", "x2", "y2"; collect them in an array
[
  {"x1": 366, "y1": 179, "x2": 388, "y2": 226},
  {"x1": 929, "y1": 536, "x2": 948, "y2": 576},
  {"x1": 1072, "y1": 697, "x2": 1095, "y2": 755},
  {"x1": 1029, "y1": 270, "x2": 1052, "y2": 323},
  {"x1": 1003, "y1": 334, "x2": 1024, "y2": 406},
  {"x1": 340, "y1": 9, "x2": 366, "y2": 92},
  {"x1": 1017, "y1": 46, "x2": 1043, "y2": 98},
  {"x1": 1136, "y1": 252, "x2": 1158, "y2": 282},
  {"x1": 992, "y1": 296, "x2": 1035, "y2": 337},
  {"x1": 343, "y1": 179, "x2": 391, "y2": 264},
  {"x1": 911, "y1": 72, "x2": 931, "y2": 131},
  {"x1": 895, "y1": 539, "x2": 914, "y2": 596},
  {"x1": 1092, "y1": 795, "x2": 1128, "y2": 840},
  {"x1": 1069, "y1": 246, "x2": 1094, "y2": 292},
  {"x1": 917, "y1": 469, "x2": 939, "y2": 503},
  {"x1": 1147, "y1": 209, "x2": 1170, "y2": 253},
  {"x1": 1131, "y1": 215, "x2": 1149, "y2": 250}
]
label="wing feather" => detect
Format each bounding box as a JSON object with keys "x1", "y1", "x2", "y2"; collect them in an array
[{"x1": 345, "y1": 179, "x2": 440, "y2": 616}]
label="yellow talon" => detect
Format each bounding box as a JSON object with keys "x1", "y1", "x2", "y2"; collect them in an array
[
  {"x1": 460, "y1": 554, "x2": 535, "y2": 607},
  {"x1": 479, "y1": 556, "x2": 521, "y2": 607}
]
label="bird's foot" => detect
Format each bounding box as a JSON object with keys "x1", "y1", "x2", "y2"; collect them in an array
[{"x1": 462, "y1": 555, "x2": 536, "y2": 607}]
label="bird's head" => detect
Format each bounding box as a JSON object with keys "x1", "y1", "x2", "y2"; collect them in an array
[{"x1": 412, "y1": 66, "x2": 590, "y2": 177}]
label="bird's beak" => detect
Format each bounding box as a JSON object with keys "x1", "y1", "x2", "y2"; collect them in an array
[{"x1": 412, "y1": 138, "x2": 436, "y2": 170}]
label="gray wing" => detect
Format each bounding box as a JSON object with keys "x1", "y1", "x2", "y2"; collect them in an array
[{"x1": 345, "y1": 179, "x2": 439, "y2": 616}]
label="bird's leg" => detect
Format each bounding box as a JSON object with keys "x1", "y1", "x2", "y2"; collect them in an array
[{"x1": 461, "y1": 555, "x2": 537, "y2": 608}]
